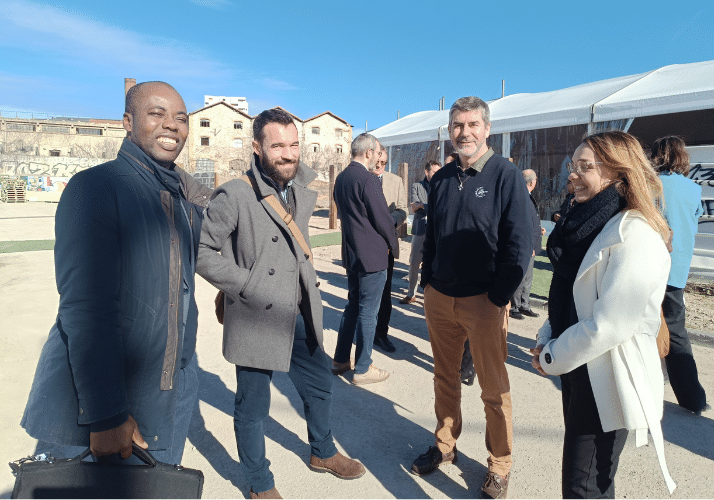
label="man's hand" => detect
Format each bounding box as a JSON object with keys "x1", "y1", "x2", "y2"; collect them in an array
[
  {"x1": 90, "y1": 415, "x2": 148, "y2": 459},
  {"x1": 411, "y1": 202, "x2": 424, "y2": 212},
  {"x1": 553, "y1": 213, "x2": 561, "y2": 222},
  {"x1": 541, "y1": 226, "x2": 546, "y2": 236},
  {"x1": 529, "y1": 345, "x2": 548, "y2": 376}
]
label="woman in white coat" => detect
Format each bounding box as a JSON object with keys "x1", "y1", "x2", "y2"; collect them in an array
[{"x1": 531, "y1": 131, "x2": 676, "y2": 498}]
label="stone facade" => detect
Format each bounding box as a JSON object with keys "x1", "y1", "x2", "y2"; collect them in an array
[
  {"x1": 0, "y1": 117, "x2": 125, "y2": 169},
  {"x1": 300, "y1": 111, "x2": 352, "y2": 180}
]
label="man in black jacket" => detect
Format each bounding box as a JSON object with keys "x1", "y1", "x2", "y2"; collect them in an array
[
  {"x1": 510, "y1": 169, "x2": 545, "y2": 319},
  {"x1": 22, "y1": 82, "x2": 210, "y2": 465},
  {"x1": 332, "y1": 133, "x2": 398, "y2": 385},
  {"x1": 410, "y1": 97, "x2": 532, "y2": 499}
]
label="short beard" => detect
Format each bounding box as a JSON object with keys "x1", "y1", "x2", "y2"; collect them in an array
[
  {"x1": 454, "y1": 139, "x2": 487, "y2": 158},
  {"x1": 261, "y1": 150, "x2": 299, "y2": 186}
]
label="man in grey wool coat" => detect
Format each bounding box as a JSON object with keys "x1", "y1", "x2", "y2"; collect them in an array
[{"x1": 196, "y1": 108, "x2": 365, "y2": 499}]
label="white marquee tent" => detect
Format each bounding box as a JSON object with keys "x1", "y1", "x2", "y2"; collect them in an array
[{"x1": 373, "y1": 60, "x2": 714, "y2": 148}]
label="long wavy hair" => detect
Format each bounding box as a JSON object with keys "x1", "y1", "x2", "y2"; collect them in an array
[{"x1": 582, "y1": 131, "x2": 669, "y2": 241}]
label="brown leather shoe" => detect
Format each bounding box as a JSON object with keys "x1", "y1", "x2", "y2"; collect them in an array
[
  {"x1": 481, "y1": 471, "x2": 510, "y2": 499},
  {"x1": 399, "y1": 295, "x2": 417, "y2": 304},
  {"x1": 250, "y1": 486, "x2": 282, "y2": 499},
  {"x1": 331, "y1": 361, "x2": 352, "y2": 376},
  {"x1": 309, "y1": 451, "x2": 366, "y2": 479},
  {"x1": 352, "y1": 365, "x2": 389, "y2": 385},
  {"x1": 411, "y1": 445, "x2": 457, "y2": 476}
]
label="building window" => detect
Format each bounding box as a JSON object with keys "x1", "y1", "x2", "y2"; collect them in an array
[
  {"x1": 312, "y1": 127, "x2": 320, "y2": 135},
  {"x1": 234, "y1": 121, "x2": 243, "y2": 130},
  {"x1": 6, "y1": 122, "x2": 36, "y2": 132},
  {"x1": 200, "y1": 119, "x2": 210, "y2": 127},
  {"x1": 201, "y1": 137, "x2": 210, "y2": 146},
  {"x1": 49, "y1": 150, "x2": 61, "y2": 157},
  {"x1": 336, "y1": 144, "x2": 343, "y2": 154},
  {"x1": 233, "y1": 138, "x2": 243, "y2": 148},
  {"x1": 43, "y1": 125, "x2": 70, "y2": 134},
  {"x1": 311, "y1": 143, "x2": 320, "y2": 153},
  {"x1": 195, "y1": 158, "x2": 215, "y2": 173},
  {"x1": 76, "y1": 127, "x2": 103, "y2": 136},
  {"x1": 335, "y1": 129, "x2": 342, "y2": 137}
]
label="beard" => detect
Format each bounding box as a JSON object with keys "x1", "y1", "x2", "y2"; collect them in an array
[
  {"x1": 261, "y1": 150, "x2": 299, "y2": 185},
  {"x1": 454, "y1": 138, "x2": 487, "y2": 158}
]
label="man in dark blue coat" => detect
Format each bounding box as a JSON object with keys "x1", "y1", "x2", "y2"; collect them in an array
[
  {"x1": 21, "y1": 81, "x2": 210, "y2": 465},
  {"x1": 332, "y1": 133, "x2": 398, "y2": 385}
]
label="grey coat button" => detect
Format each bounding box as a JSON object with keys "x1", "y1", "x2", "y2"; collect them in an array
[
  {"x1": 315, "y1": 282, "x2": 320, "y2": 287},
  {"x1": 154, "y1": 436, "x2": 159, "y2": 441},
  {"x1": 304, "y1": 253, "x2": 309, "y2": 259},
  {"x1": 269, "y1": 269, "x2": 275, "y2": 275},
  {"x1": 544, "y1": 353, "x2": 552, "y2": 364},
  {"x1": 272, "y1": 236, "x2": 278, "y2": 242},
  {"x1": 266, "y1": 304, "x2": 272, "y2": 310}
]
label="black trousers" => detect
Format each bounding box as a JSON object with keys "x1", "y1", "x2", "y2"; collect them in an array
[
  {"x1": 375, "y1": 252, "x2": 394, "y2": 341},
  {"x1": 461, "y1": 339, "x2": 474, "y2": 376},
  {"x1": 561, "y1": 365, "x2": 628, "y2": 499},
  {"x1": 662, "y1": 285, "x2": 707, "y2": 413}
]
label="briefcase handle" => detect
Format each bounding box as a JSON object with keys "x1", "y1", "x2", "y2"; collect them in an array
[{"x1": 76, "y1": 444, "x2": 158, "y2": 466}]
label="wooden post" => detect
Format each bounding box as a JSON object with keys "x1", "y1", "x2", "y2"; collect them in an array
[
  {"x1": 397, "y1": 162, "x2": 409, "y2": 238},
  {"x1": 329, "y1": 165, "x2": 338, "y2": 230}
]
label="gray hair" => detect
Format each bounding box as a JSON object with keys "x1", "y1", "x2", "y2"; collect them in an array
[
  {"x1": 522, "y1": 169, "x2": 537, "y2": 184},
  {"x1": 449, "y1": 96, "x2": 490, "y2": 129},
  {"x1": 351, "y1": 133, "x2": 378, "y2": 158}
]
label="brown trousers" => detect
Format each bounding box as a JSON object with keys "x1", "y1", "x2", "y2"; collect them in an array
[{"x1": 424, "y1": 285, "x2": 513, "y2": 476}]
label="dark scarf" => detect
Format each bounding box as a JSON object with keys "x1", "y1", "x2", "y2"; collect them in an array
[{"x1": 547, "y1": 184, "x2": 626, "y2": 338}]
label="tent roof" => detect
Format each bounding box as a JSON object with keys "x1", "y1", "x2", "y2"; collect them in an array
[{"x1": 373, "y1": 60, "x2": 714, "y2": 146}]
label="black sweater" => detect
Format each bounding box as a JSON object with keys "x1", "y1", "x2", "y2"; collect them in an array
[{"x1": 421, "y1": 154, "x2": 533, "y2": 306}]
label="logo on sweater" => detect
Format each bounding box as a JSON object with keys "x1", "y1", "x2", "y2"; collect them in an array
[{"x1": 474, "y1": 187, "x2": 488, "y2": 198}]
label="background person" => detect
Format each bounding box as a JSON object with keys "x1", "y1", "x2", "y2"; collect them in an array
[
  {"x1": 651, "y1": 135, "x2": 709, "y2": 415},
  {"x1": 552, "y1": 178, "x2": 576, "y2": 222},
  {"x1": 510, "y1": 169, "x2": 544, "y2": 320},
  {"x1": 532, "y1": 131, "x2": 676, "y2": 497},
  {"x1": 372, "y1": 145, "x2": 408, "y2": 353},
  {"x1": 400, "y1": 160, "x2": 441, "y2": 305},
  {"x1": 332, "y1": 134, "x2": 399, "y2": 385}
]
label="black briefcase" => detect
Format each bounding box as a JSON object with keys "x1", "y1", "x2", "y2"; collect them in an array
[{"x1": 10, "y1": 445, "x2": 204, "y2": 499}]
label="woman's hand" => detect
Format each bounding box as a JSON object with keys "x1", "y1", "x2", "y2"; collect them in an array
[{"x1": 530, "y1": 345, "x2": 548, "y2": 376}]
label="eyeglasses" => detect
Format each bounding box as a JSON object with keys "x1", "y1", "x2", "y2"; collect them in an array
[{"x1": 566, "y1": 161, "x2": 602, "y2": 176}]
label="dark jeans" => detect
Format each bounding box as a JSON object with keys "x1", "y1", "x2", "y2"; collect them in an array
[
  {"x1": 234, "y1": 314, "x2": 337, "y2": 494},
  {"x1": 663, "y1": 285, "x2": 707, "y2": 413},
  {"x1": 334, "y1": 268, "x2": 387, "y2": 374},
  {"x1": 375, "y1": 253, "x2": 395, "y2": 341},
  {"x1": 561, "y1": 365, "x2": 628, "y2": 499},
  {"x1": 34, "y1": 353, "x2": 199, "y2": 465}
]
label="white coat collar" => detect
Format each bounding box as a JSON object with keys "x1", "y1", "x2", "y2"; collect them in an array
[{"x1": 575, "y1": 210, "x2": 627, "y2": 282}]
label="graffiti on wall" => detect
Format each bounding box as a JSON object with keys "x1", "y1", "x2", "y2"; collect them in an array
[{"x1": 0, "y1": 155, "x2": 104, "y2": 177}]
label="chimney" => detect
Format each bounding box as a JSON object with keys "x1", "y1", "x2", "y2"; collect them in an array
[{"x1": 124, "y1": 78, "x2": 136, "y2": 96}]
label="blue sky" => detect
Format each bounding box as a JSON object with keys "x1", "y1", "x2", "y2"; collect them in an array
[{"x1": 1, "y1": 0, "x2": 712, "y2": 134}]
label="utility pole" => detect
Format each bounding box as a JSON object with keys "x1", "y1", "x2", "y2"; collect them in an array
[
  {"x1": 397, "y1": 111, "x2": 400, "y2": 119},
  {"x1": 365, "y1": 120, "x2": 368, "y2": 132},
  {"x1": 502, "y1": 80, "x2": 505, "y2": 98}
]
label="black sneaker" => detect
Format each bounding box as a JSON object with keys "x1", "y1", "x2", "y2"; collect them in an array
[
  {"x1": 509, "y1": 309, "x2": 524, "y2": 320},
  {"x1": 460, "y1": 370, "x2": 475, "y2": 386},
  {"x1": 373, "y1": 337, "x2": 396, "y2": 353},
  {"x1": 411, "y1": 446, "x2": 457, "y2": 476},
  {"x1": 520, "y1": 308, "x2": 540, "y2": 318}
]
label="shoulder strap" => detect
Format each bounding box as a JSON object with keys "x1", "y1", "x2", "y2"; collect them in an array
[{"x1": 240, "y1": 175, "x2": 313, "y2": 264}]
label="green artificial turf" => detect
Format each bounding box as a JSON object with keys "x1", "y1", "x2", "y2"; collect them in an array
[{"x1": 0, "y1": 240, "x2": 55, "y2": 253}]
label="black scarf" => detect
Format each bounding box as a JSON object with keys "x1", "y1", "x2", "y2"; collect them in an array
[{"x1": 547, "y1": 184, "x2": 626, "y2": 338}]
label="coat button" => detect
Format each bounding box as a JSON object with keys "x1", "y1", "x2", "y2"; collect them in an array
[
  {"x1": 266, "y1": 304, "x2": 272, "y2": 310},
  {"x1": 269, "y1": 269, "x2": 275, "y2": 275},
  {"x1": 544, "y1": 353, "x2": 552, "y2": 364},
  {"x1": 154, "y1": 436, "x2": 159, "y2": 441},
  {"x1": 316, "y1": 282, "x2": 320, "y2": 287},
  {"x1": 272, "y1": 236, "x2": 278, "y2": 242},
  {"x1": 304, "y1": 253, "x2": 309, "y2": 259},
  {"x1": 79, "y1": 408, "x2": 83, "y2": 415}
]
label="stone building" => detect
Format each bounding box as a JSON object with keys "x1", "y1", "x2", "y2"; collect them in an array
[
  {"x1": 301, "y1": 111, "x2": 352, "y2": 178},
  {"x1": 0, "y1": 116, "x2": 125, "y2": 177}
]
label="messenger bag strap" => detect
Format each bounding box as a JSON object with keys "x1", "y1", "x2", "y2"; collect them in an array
[{"x1": 240, "y1": 175, "x2": 313, "y2": 265}]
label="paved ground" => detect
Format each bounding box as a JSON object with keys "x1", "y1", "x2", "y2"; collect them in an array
[{"x1": 1, "y1": 202, "x2": 713, "y2": 499}]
